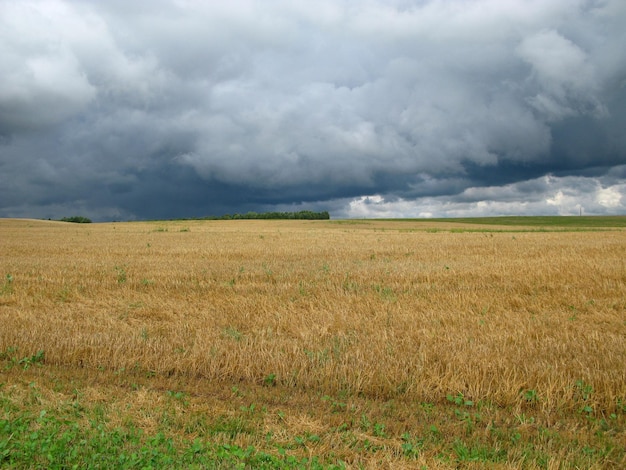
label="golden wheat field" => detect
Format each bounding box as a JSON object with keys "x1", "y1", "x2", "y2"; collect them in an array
[{"x1": 1, "y1": 218, "x2": 625, "y2": 468}]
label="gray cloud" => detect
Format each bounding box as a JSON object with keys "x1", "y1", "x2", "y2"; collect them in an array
[{"x1": 1, "y1": 0, "x2": 625, "y2": 220}]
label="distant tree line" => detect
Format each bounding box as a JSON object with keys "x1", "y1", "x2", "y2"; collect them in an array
[
  {"x1": 198, "y1": 210, "x2": 330, "y2": 220},
  {"x1": 57, "y1": 211, "x2": 329, "y2": 223},
  {"x1": 60, "y1": 216, "x2": 92, "y2": 223}
]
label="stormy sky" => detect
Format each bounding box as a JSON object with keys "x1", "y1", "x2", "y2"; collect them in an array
[{"x1": 1, "y1": 0, "x2": 625, "y2": 221}]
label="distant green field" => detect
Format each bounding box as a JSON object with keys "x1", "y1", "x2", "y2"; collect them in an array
[{"x1": 380, "y1": 215, "x2": 626, "y2": 227}]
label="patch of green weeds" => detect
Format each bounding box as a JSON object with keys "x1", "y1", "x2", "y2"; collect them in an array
[
  {"x1": 19, "y1": 350, "x2": 45, "y2": 370},
  {"x1": 166, "y1": 391, "x2": 189, "y2": 406},
  {"x1": 386, "y1": 215, "x2": 626, "y2": 228},
  {"x1": 359, "y1": 413, "x2": 371, "y2": 431},
  {"x1": 447, "y1": 393, "x2": 483, "y2": 434},
  {"x1": 239, "y1": 403, "x2": 261, "y2": 417},
  {"x1": 1, "y1": 383, "x2": 345, "y2": 469},
  {"x1": 210, "y1": 415, "x2": 253, "y2": 439},
  {"x1": 328, "y1": 220, "x2": 372, "y2": 225},
  {"x1": 522, "y1": 389, "x2": 540, "y2": 406},
  {"x1": 262, "y1": 263, "x2": 274, "y2": 280},
  {"x1": 304, "y1": 348, "x2": 329, "y2": 365},
  {"x1": 57, "y1": 286, "x2": 71, "y2": 302},
  {"x1": 574, "y1": 380, "x2": 595, "y2": 414},
  {"x1": 574, "y1": 380, "x2": 594, "y2": 401},
  {"x1": 263, "y1": 373, "x2": 277, "y2": 387},
  {"x1": 447, "y1": 392, "x2": 474, "y2": 407},
  {"x1": 419, "y1": 402, "x2": 435, "y2": 414},
  {"x1": 292, "y1": 432, "x2": 321, "y2": 448},
  {"x1": 1, "y1": 274, "x2": 13, "y2": 295},
  {"x1": 372, "y1": 284, "x2": 396, "y2": 302},
  {"x1": 114, "y1": 265, "x2": 127, "y2": 284},
  {"x1": 222, "y1": 326, "x2": 243, "y2": 341},
  {"x1": 452, "y1": 439, "x2": 507, "y2": 463},
  {"x1": 372, "y1": 422, "x2": 387, "y2": 438},
  {"x1": 322, "y1": 395, "x2": 347, "y2": 413},
  {"x1": 0, "y1": 346, "x2": 18, "y2": 368},
  {"x1": 297, "y1": 280, "x2": 307, "y2": 296},
  {"x1": 330, "y1": 335, "x2": 352, "y2": 361},
  {"x1": 401, "y1": 432, "x2": 424, "y2": 458},
  {"x1": 1, "y1": 348, "x2": 44, "y2": 370}
]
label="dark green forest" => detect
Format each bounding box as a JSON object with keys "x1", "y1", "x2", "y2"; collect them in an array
[
  {"x1": 59, "y1": 216, "x2": 92, "y2": 223},
  {"x1": 184, "y1": 210, "x2": 330, "y2": 221}
]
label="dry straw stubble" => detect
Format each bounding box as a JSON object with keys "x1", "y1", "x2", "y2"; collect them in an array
[{"x1": 1, "y1": 218, "x2": 625, "y2": 415}]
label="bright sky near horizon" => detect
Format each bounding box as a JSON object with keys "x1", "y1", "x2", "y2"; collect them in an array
[{"x1": 1, "y1": 0, "x2": 625, "y2": 220}]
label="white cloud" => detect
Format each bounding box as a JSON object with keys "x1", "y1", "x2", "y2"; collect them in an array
[
  {"x1": 596, "y1": 186, "x2": 623, "y2": 208},
  {"x1": 341, "y1": 175, "x2": 626, "y2": 218}
]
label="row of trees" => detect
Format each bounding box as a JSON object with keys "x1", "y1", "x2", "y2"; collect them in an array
[
  {"x1": 59, "y1": 216, "x2": 92, "y2": 223},
  {"x1": 198, "y1": 210, "x2": 330, "y2": 220},
  {"x1": 58, "y1": 211, "x2": 330, "y2": 223}
]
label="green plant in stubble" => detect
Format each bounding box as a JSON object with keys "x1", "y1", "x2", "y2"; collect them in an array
[
  {"x1": 447, "y1": 393, "x2": 474, "y2": 407},
  {"x1": 166, "y1": 390, "x2": 188, "y2": 406},
  {"x1": 2, "y1": 350, "x2": 46, "y2": 370},
  {"x1": 373, "y1": 422, "x2": 388, "y2": 438},
  {"x1": 575, "y1": 380, "x2": 595, "y2": 414},
  {"x1": 263, "y1": 374, "x2": 277, "y2": 387},
  {"x1": 262, "y1": 263, "x2": 273, "y2": 279},
  {"x1": 523, "y1": 389, "x2": 539, "y2": 405},
  {"x1": 223, "y1": 327, "x2": 243, "y2": 341},
  {"x1": 401, "y1": 433, "x2": 424, "y2": 458},
  {"x1": 115, "y1": 265, "x2": 127, "y2": 284},
  {"x1": 1, "y1": 274, "x2": 13, "y2": 295},
  {"x1": 20, "y1": 350, "x2": 45, "y2": 370}
]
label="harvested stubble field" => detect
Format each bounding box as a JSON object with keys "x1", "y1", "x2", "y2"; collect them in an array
[{"x1": 1, "y1": 217, "x2": 625, "y2": 468}]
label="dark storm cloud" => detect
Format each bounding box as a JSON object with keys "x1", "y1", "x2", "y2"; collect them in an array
[{"x1": 0, "y1": 0, "x2": 625, "y2": 220}]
